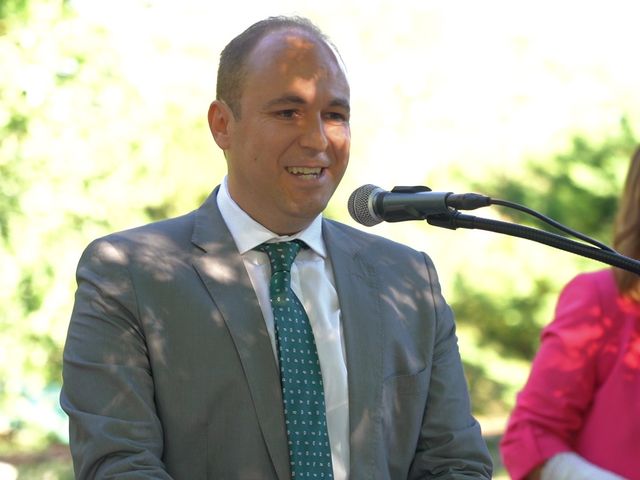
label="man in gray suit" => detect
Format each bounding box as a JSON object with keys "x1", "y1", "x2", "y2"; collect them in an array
[{"x1": 61, "y1": 16, "x2": 492, "y2": 479}]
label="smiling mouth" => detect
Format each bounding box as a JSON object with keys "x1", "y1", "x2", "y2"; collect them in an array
[{"x1": 286, "y1": 166, "x2": 323, "y2": 179}]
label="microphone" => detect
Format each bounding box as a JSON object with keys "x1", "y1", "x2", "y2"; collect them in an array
[{"x1": 348, "y1": 184, "x2": 491, "y2": 226}]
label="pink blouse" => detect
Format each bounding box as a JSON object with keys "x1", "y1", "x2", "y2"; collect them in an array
[{"x1": 500, "y1": 269, "x2": 640, "y2": 480}]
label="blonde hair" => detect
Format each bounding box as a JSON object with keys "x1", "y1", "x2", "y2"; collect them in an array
[{"x1": 613, "y1": 146, "x2": 640, "y2": 300}]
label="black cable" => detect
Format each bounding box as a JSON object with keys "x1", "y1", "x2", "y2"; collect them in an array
[
  {"x1": 489, "y1": 198, "x2": 616, "y2": 253},
  {"x1": 427, "y1": 213, "x2": 640, "y2": 275}
]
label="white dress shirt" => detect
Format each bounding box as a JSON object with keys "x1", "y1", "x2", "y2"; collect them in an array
[{"x1": 216, "y1": 178, "x2": 350, "y2": 480}]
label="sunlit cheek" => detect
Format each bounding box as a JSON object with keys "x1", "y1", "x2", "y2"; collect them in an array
[{"x1": 327, "y1": 126, "x2": 351, "y2": 154}]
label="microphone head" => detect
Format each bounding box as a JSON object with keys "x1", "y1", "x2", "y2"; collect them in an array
[{"x1": 348, "y1": 184, "x2": 383, "y2": 226}]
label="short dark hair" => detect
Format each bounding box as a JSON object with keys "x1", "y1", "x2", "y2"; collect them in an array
[{"x1": 216, "y1": 16, "x2": 338, "y2": 119}]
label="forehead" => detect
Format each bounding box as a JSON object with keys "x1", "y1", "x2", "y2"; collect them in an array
[{"x1": 243, "y1": 29, "x2": 349, "y2": 95}]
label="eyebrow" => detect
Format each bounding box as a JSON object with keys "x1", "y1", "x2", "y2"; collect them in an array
[
  {"x1": 264, "y1": 94, "x2": 351, "y2": 113},
  {"x1": 330, "y1": 98, "x2": 351, "y2": 113}
]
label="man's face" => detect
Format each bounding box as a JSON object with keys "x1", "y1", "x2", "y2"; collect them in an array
[{"x1": 222, "y1": 30, "x2": 351, "y2": 235}]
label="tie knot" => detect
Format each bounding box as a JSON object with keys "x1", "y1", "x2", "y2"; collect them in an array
[{"x1": 256, "y1": 240, "x2": 305, "y2": 274}]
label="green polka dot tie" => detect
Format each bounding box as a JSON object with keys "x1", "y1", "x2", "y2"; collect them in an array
[{"x1": 255, "y1": 241, "x2": 334, "y2": 479}]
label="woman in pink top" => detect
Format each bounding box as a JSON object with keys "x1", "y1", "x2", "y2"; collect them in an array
[{"x1": 500, "y1": 146, "x2": 640, "y2": 480}]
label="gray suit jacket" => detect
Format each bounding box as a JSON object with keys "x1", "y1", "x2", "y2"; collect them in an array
[{"x1": 61, "y1": 188, "x2": 492, "y2": 479}]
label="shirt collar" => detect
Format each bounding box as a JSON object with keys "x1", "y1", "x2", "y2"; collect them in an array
[{"x1": 217, "y1": 177, "x2": 327, "y2": 258}]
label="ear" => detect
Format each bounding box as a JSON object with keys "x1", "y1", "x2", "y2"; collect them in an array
[{"x1": 208, "y1": 100, "x2": 235, "y2": 150}]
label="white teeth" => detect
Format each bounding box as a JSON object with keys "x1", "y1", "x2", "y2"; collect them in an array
[{"x1": 287, "y1": 167, "x2": 322, "y2": 176}]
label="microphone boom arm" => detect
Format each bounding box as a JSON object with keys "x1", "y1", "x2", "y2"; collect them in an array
[{"x1": 426, "y1": 212, "x2": 640, "y2": 275}]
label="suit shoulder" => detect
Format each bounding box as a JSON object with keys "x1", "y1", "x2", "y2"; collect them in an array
[
  {"x1": 81, "y1": 211, "x2": 198, "y2": 262},
  {"x1": 323, "y1": 218, "x2": 424, "y2": 258},
  {"x1": 104, "y1": 211, "x2": 195, "y2": 242}
]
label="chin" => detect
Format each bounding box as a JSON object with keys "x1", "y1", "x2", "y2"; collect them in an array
[
  {"x1": 287, "y1": 194, "x2": 328, "y2": 213},
  {"x1": 288, "y1": 204, "x2": 326, "y2": 222}
]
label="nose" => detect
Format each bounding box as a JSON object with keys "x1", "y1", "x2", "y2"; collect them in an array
[{"x1": 298, "y1": 115, "x2": 329, "y2": 152}]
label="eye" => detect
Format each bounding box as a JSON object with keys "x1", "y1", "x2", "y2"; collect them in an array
[
  {"x1": 275, "y1": 109, "x2": 299, "y2": 119},
  {"x1": 324, "y1": 111, "x2": 349, "y2": 124}
]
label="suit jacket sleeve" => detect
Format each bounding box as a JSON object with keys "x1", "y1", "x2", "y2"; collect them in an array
[
  {"x1": 60, "y1": 237, "x2": 173, "y2": 479},
  {"x1": 408, "y1": 253, "x2": 493, "y2": 479}
]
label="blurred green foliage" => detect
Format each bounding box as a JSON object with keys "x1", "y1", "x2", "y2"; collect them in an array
[
  {"x1": 472, "y1": 121, "x2": 636, "y2": 245},
  {"x1": 0, "y1": 0, "x2": 28, "y2": 24},
  {"x1": 451, "y1": 121, "x2": 638, "y2": 414}
]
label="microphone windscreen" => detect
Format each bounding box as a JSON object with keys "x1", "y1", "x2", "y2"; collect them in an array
[{"x1": 348, "y1": 184, "x2": 382, "y2": 226}]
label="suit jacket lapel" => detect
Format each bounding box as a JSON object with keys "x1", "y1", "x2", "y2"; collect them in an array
[
  {"x1": 191, "y1": 188, "x2": 290, "y2": 480},
  {"x1": 323, "y1": 220, "x2": 383, "y2": 479}
]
